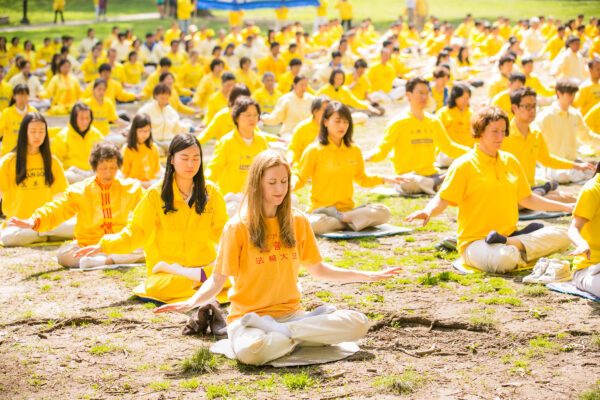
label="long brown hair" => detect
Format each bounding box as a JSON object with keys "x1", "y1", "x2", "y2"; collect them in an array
[{"x1": 243, "y1": 150, "x2": 296, "y2": 251}]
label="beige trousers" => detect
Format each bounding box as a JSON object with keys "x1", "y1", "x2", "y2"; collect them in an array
[
  {"x1": 227, "y1": 309, "x2": 370, "y2": 366},
  {"x1": 56, "y1": 242, "x2": 145, "y2": 268},
  {"x1": 309, "y1": 204, "x2": 391, "y2": 235},
  {"x1": 462, "y1": 226, "x2": 570, "y2": 273},
  {"x1": 573, "y1": 263, "x2": 600, "y2": 297},
  {"x1": 1, "y1": 219, "x2": 75, "y2": 247}
]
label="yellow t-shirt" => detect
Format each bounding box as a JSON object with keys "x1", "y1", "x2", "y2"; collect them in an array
[
  {"x1": 491, "y1": 89, "x2": 512, "y2": 116},
  {"x1": 0, "y1": 81, "x2": 14, "y2": 112},
  {"x1": 316, "y1": 0, "x2": 328, "y2": 17},
  {"x1": 45, "y1": 74, "x2": 83, "y2": 115},
  {"x1": 252, "y1": 87, "x2": 282, "y2": 114},
  {"x1": 439, "y1": 147, "x2": 532, "y2": 255},
  {"x1": 370, "y1": 111, "x2": 469, "y2": 176},
  {"x1": 295, "y1": 141, "x2": 383, "y2": 212},
  {"x1": 584, "y1": 102, "x2": 600, "y2": 133},
  {"x1": 0, "y1": 105, "x2": 37, "y2": 156},
  {"x1": 197, "y1": 107, "x2": 234, "y2": 144},
  {"x1": 215, "y1": 211, "x2": 323, "y2": 323},
  {"x1": 177, "y1": 0, "x2": 194, "y2": 20},
  {"x1": 436, "y1": 106, "x2": 474, "y2": 148},
  {"x1": 123, "y1": 61, "x2": 144, "y2": 85},
  {"x1": 0, "y1": 152, "x2": 67, "y2": 221},
  {"x1": 100, "y1": 181, "x2": 228, "y2": 303},
  {"x1": 257, "y1": 55, "x2": 287, "y2": 78},
  {"x1": 346, "y1": 73, "x2": 371, "y2": 100},
  {"x1": 203, "y1": 91, "x2": 228, "y2": 125},
  {"x1": 367, "y1": 62, "x2": 396, "y2": 93},
  {"x1": 501, "y1": 120, "x2": 573, "y2": 185},
  {"x1": 83, "y1": 97, "x2": 118, "y2": 136},
  {"x1": 287, "y1": 117, "x2": 319, "y2": 166},
  {"x1": 572, "y1": 174, "x2": 600, "y2": 271},
  {"x1": 33, "y1": 176, "x2": 144, "y2": 247},
  {"x1": 236, "y1": 69, "x2": 261, "y2": 91},
  {"x1": 525, "y1": 74, "x2": 555, "y2": 98},
  {"x1": 205, "y1": 129, "x2": 269, "y2": 195},
  {"x1": 275, "y1": 7, "x2": 289, "y2": 21},
  {"x1": 80, "y1": 56, "x2": 107, "y2": 83},
  {"x1": 228, "y1": 10, "x2": 244, "y2": 27},
  {"x1": 181, "y1": 60, "x2": 205, "y2": 90},
  {"x1": 317, "y1": 84, "x2": 368, "y2": 110},
  {"x1": 488, "y1": 75, "x2": 509, "y2": 99},
  {"x1": 121, "y1": 143, "x2": 161, "y2": 182}
]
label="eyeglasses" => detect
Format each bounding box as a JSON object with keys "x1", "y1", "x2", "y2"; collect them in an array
[{"x1": 518, "y1": 104, "x2": 536, "y2": 111}]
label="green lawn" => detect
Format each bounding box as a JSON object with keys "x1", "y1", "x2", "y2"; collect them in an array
[{"x1": 1, "y1": 0, "x2": 599, "y2": 44}]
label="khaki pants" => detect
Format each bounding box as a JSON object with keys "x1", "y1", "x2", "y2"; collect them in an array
[
  {"x1": 56, "y1": 242, "x2": 145, "y2": 268},
  {"x1": 228, "y1": 309, "x2": 370, "y2": 366},
  {"x1": 546, "y1": 168, "x2": 593, "y2": 184},
  {"x1": 573, "y1": 264, "x2": 600, "y2": 297},
  {"x1": 1, "y1": 219, "x2": 75, "y2": 247},
  {"x1": 309, "y1": 204, "x2": 391, "y2": 235},
  {"x1": 462, "y1": 226, "x2": 570, "y2": 273}
]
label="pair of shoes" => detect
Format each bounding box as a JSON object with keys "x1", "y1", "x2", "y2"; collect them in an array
[
  {"x1": 523, "y1": 258, "x2": 571, "y2": 284},
  {"x1": 182, "y1": 301, "x2": 228, "y2": 337}
]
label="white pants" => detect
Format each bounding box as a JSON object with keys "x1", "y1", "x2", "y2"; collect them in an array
[
  {"x1": 313, "y1": 16, "x2": 327, "y2": 33},
  {"x1": 436, "y1": 152, "x2": 454, "y2": 168},
  {"x1": 228, "y1": 309, "x2": 370, "y2": 366},
  {"x1": 65, "y1": 167, "x2": 94, "y2": 184},
  {"x1": 572, "y1": 263, "x2": 600, "y2": 297},
  {"x1": 105, "y1": 133, "x2": 127, "y2": 146},
  {"x1": 30, "y1": 99, "x2": 51, "y2": 111},
  {"x1": 462, "y1": 226, "x2": 570, "y2": 273},
  {"x1": 56, "y1": 242, "x2": 144, "y2": 268},
  {"x1": 546, "y1": 168, "x2": 593, "y2": 184},
  {"x1": 309, "y1": 204, "x2": 391, "y2": 234},
  {"x1": 224, "y1": 192, "x2": 244, "y2": 218},
  {"x1": 1, "y1": 218, "x2": 75, "y2": 246}
]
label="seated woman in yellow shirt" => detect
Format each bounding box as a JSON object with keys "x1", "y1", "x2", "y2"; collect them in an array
[
  {"x1": 568, "y1": 163, "x2": 600, "y2": 297},
  {"x1": 407, "y1": 106, "x2": 573, "y2": 274},
  {"x1": 83, "y1": 79, "x2": 128, "y2": 140},
  {"x1": 121, "y1": 113, "x2": 161, "y2": 189},
  {"x1": 435, "y1": 83, "x2": 474, "y2": 167},
  {"x1": 317, "y1": 69, "x2": 383, "y2": 119},
  {"x1": 154, "y1": 150, "x2": 401, "y2": 365},
  {"x1": 158, "y1": 72, "x2": 198, "y2": 116},
  {"x1": 294, "y1": 102, "x2": 402, "y2": 235},
  {"x1": 0, "y1": 84, "x2": 37, "y2": 156},
  {"x1": 123, "y1": 51, "x2": 145, "y2": 88},
  {"x1": 287, "y1": 95, "x2": 329, "y2": 167},
  {"x1": 75, "y1": 134, "x2": 229, "y2": 304},
  {"x1": 45, "y1": 59, "x2": 82, "y2": 116},
  {"x1": 8, "y1": 142, "x2": 145, "y2": 269},
  {"x1": 235, "y1": 57, "x2": 261, "y2": 91},
  {"x1": 205, "y1": 96, "x2": 270, "y2": 215},
  {"x1": 52, "y1": 102, "x2": 105, "y2": 183},
  {"x1": 0, "y1": 112, "x2": 73, "y2": 246},
  {"x1": 197, "y1": 83, "x2": 251, "y2": 144}
]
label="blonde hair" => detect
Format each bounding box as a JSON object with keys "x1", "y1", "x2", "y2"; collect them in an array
[{"x1": 243, "y1": 150, "x2": 296, "y2": 251}]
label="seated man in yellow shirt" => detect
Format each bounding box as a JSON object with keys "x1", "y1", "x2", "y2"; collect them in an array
[
  {"x1": 8, "y1": 142, "x2": 145, "y2": 269},
  {"x1": 491, "y1": 72, "x2": 526, "y2": 116},
  {"x1": 521, "y1": 57, "x2": 554, "y2": 101},
  {"x1": 488, "y1": 54, "x2": 515, "y2": 99},
  {"x1": 502, "y1": 86, "x2": 594, "y2": 204},
  {"x1": 366, "y1": 77, "x2": 470, "y2": 195},
  {"x1": 573, "y1": 57, "x2": 600, "y2": 117}
]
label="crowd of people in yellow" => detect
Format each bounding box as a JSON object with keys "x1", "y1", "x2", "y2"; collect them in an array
[{"x1": 1, "y1": 2, "x2": 600, "y2": 365}]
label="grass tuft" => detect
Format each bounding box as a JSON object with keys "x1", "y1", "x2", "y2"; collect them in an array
[{"x1": 181, "y1": 348, "x2": 220, "y2": 374}]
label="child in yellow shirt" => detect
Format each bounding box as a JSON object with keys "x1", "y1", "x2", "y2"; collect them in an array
[
  {"x1": 0, "y1": 112, "x2": 72, "y2": 246},
  {"x1": 0, "y1": 84, "x2": 37, "y2": 156},
  {"x1": 154, "y1": 149, "x2": 401, "y2": 365},
  {"x1": 83, "y1": 79, "x2": 124, "y2": 137},
  {"x1": 45, "y1": 59, "x2": 82, "y2": 116},
  {"x1": 121, "y1": 113, "x2": 161, "y2": 188}
]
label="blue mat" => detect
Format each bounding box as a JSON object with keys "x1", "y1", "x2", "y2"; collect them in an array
[
  {"x1": 546, "y1": 282, "x2": 600, "y2": 302},
  {"x1": 519, "y1": 210, "x2": 570, "y2": 221},
  {"x1": 318, "y1": 224, "x2": 413, "y2": 240}
]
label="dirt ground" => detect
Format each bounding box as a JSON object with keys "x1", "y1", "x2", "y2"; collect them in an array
[{"x1": 1, "y1": 62, "x2": 600, "y2": 400}]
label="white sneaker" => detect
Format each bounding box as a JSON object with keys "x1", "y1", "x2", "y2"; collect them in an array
[
  {"x1": 537, "y1": 260, "x2": 572, "y2": 284},
  {"x1": 522, "y1": 258, "x2": 550, "y2": 284},
  {"x1": 79, "y1": 255, "x2": 108, "y2": 270}
]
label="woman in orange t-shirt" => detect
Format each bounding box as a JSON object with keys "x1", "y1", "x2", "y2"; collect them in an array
[{"x1": 155, "y1": 150, "x2": 401, "y2": 365}]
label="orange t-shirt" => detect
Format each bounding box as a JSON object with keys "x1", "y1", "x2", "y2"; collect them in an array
[{"x1": 215, "y1": 210, "x2": 322, "y2": 323}]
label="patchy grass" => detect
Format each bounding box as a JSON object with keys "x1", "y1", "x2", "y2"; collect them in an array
[
  {"x1": 579, "y1": 381, "x2": 600, "y2": 400},
  {"x1": 374, "y1": 367, "x2": 425, "y2": 395},
  {"x1": 181, "y1": 348, "x2": 220, "y2": 374},
  {"x1": 281, "y1": 370, "x2": 317, "y2": 391},
  {"x1": 180, "y1": 378, "x2": 201, "y2": 390},
  {"x1": 205, "y1": 384, "x2": 230, "y2": 399},
  {"x1": 519, "y1": 285, "x2": 548, "y2": 297},
  {"x1": 148, "y1": 380, "x2": 171, "y2": 391},
  {"x1": 469, "y1": 308, "x2": 497, "y2": 330},
  {"x1": 89, "y1": 343, "x2": 119, "y2": 356},
  {"x1": 480, "y1": 296, "x2": 522, "y2": 307}
]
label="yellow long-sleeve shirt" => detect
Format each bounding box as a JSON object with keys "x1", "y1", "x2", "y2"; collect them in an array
[
  {"x1": 80, "y1": 56, "x2": 107, "y2": 83},
  {"x1": 335, "y1": 1, "x2": 352, "y2": 19},
  {"x1": 197, "y1": 107, "x2": 234, "y2": 144},
  {"x1": 0, "y1": 81, "x2": 11, "y2": 112},
  {"x1": 180, "y1": 61, "x2": 205, "y2": 90},
  {"x1": 177, "y1": 0, "x2": 194, "y2": 20},
  {"x1": 501, "y1": 120, "x2": 574, "y2": 185},
  {"x1": 203, "y1": 91, "x2": 228, "y2": 125},
  {"x1": 83, "y1": 78, "x2": 136, "y2": 103},
  {"x1": 367, "y1": 62, "x2": 396, "y2": 93},
  {"x1": 257, "y1": 55, "x2": 287, "y2": 78},
  {"x1": 574, "y1": 80, "x2": 600, "y2": 117},
  {"x1": 287, "y1": 117, "x2": 319, "y2": 166},
  {"x1": 32, "y1": 176, "x2": 143, "y2": 247},
  {"x1": 488, "y1": 74, "x2": 509, "y2": 99},
  {"x1": 491, "y1": 89, "x2": 512, "y2": 116},
  {"x1": 51, "y1": 124, "x2": 104, "y2": 170},
  {"x1": 0, "y1": 105, "x2": 37, "y2": 156},
  {"x1": 83, "y1": 97, "x2": 118, "y2": 136},
  {"x1": 0, "y1": 152, "x2": 67, "y2": 221},
  {"x1": 99, "y1": 181, "x2": 228, "y2": 303},
  {"x1": 192, "y1": 74, "x2": 221, "y2": 109},
  {"x1": 436, "y1": 106, "x2": 474, "y2": 148},
  {"x1": 236, "y1": 69, "x2": 261, "y2": 92},
  {"x1": 252, "y1": 87, "x2": 282, "y2": 114},
  {"x1": 205, "y1": 129, "x2": 269, "y2": 194},
  {"x1": 121, "y1": 143, "x2": 161, "y2": 182},
  {"x1": 525, "y1": 73, "x2": 554, "y2": 98},
  {"x1": 584, "y1": 102, "x2": 600, "y2": 133},
  {"x1": 370, "y1": 111, "x2": 470, "y2": 176},
  {"x1": 346, "y1": 73, "x2": 371, "y2": 100},
  {"x1": 542, "y1": 35, "x2": 565, "y2": 60},
  {"x1": 572, "y1": 174, "x2": 600, "y2": 271},
  {"x1": 123, "y1": 61, "x2": 144, "y2": 85},
  {"x1": 46, "y1": 74, "x2": 82, "y2": 115},
  {"x1": 295, "y1": 141, "x2": 383, "y2": 212},
  {"x1": 317, "y1": 84, "x2": 368, "y2": 110}
]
